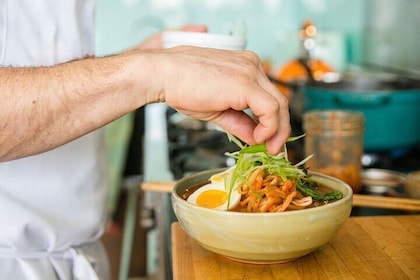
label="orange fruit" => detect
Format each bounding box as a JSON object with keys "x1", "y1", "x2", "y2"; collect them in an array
[{"x1": 275, "y1": 59, "x2": 334, "y2": 100}]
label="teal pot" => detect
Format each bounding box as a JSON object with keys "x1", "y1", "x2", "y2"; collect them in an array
[{"x1": 303, "y1": 77, "x2": 420, "y2": 152}]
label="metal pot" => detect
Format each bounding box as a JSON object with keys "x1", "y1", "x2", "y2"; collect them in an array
[{"x1": 302, "y1": 75, "x2": 420, "y2": 151}]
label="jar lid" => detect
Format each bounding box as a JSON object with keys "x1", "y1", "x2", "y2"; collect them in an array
[{"x1": 303, "y1": 110, "x2": 364, "y2": 132}]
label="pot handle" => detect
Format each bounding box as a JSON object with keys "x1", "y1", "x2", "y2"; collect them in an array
[{"x1": 333, "y1": 93, "x2": 390, "y2": 107}]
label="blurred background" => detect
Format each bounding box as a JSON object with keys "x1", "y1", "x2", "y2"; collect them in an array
[
  {"x1": 96, "y1": 0, "x2": 420, "y2": 74},
  {"x1": 95, "y1": 1, "x2": 420, "y2": 279}
]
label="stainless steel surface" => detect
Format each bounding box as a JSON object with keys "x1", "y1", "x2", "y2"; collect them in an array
[
  {"x1": 362, "y1": 168, "x2": 406, "y2": 194},
  {"x1": 144, "y1": 103, "x2": 173, "y2": 280}
]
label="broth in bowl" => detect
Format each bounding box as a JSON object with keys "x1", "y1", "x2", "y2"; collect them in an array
[{"x1": 182, "y1": 179, "x2": 342, "y2": 212}]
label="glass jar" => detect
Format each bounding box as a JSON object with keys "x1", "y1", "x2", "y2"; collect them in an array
[
  {"x1": 303, "y1": 110, "x2": 365, "y2": 193},
  {"x1": 406, "y1": 170, "x2": 420, "y2": 199}
]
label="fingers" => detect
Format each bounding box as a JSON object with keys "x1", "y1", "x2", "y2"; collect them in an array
[
  {"x1": 255, "y1": 68, "x2": 291, "y2": 154},
  {"x1": 247, "y1": 85, "x2": 291, "y2": 155},
  {"x1": 211, "y1": 76, "x2": 290, "y2": 155},
  {"x1": 259, "y1": 106, "x2": 291, "y2": 155},
  {"x1": 213, "y1": 110, "x2": 258, "y2": 147},
  {"x1": 234, "y1": 51, "x2": 291, "y2": 154},
  {"x1": 158, "y1": 47, "x2": 291, "y2": 153},
  {"x1": 214, "y1": 91, "x2": 290, "y2": 155}
]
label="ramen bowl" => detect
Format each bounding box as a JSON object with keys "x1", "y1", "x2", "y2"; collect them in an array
[{"x1": 172, "y1": 168, "x2": 353, "y2": 264}]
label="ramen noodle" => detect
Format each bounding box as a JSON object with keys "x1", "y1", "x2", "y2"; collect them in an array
[{"x1": 184, "y1": 135, "x2": 344, "y2": 212}]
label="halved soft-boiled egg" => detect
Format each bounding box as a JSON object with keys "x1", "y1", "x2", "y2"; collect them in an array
[
  {"x1": 187, "y1": 181, "x2": 241, "y2": 211},
  {"x1": 209, "y1": 166, "x2": 235, "y2": 183}
]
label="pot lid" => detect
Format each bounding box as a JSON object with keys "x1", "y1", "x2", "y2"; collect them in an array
[{"x1": 362, "y1": 168, "x2": 406, "y2": 194}]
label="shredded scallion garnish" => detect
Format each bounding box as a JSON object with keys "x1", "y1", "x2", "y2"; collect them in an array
[{"x1": 222, "y1": 133, "x2": 342, "y2": 209}]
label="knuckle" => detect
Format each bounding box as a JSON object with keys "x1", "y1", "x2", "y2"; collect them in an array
[
  {"x1": 242, "y1": 50, "x2": 259, "y2": 63},
  {"x1": 280, "y1": 95, "x2": 289, "y2": 107}
]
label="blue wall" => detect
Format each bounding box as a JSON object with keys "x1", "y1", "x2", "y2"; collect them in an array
[
  {"x1": 96, "y1": 0, "x2": 419, "y2": 75},
  {"x1": 96, "y1": 0, "x2": 366, "y2": 73},
  {"x1": 363, "y1": 0, "x2": 420, "y2": 75}
]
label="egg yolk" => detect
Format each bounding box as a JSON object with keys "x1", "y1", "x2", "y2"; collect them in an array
[
  {"x1": 211, "y1": 176, "x2": 223, "y2": 182},
  {"x1": 196, "y1": 189, "x2": 228, "y2": 208}
]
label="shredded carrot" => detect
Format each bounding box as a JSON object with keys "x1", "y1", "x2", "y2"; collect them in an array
[{"x1": 239, "y1": 170, "x2": 312, "y2": 213}]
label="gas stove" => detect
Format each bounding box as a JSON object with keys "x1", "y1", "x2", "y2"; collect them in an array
[
  {"x1": 167, "y1": 106, "x2": 420, "y2": 179},
  {"x1": 362, "y1": 145, "x2": 420, "y2": 173},
  {"x1": 166, "y1": 108, "x2": 239, "y2": 179},
  {"x1": 165, "y1": 110, "x2": 311, "y2": 180}
]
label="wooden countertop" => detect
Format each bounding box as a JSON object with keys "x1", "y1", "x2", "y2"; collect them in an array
[{"x1": 171, "y1": 215, "x2": 420, "y2": 280}]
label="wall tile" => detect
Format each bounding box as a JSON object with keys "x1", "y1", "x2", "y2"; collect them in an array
[{"x1": 96, "y1": 0, "x2": 366, "y2": 72}]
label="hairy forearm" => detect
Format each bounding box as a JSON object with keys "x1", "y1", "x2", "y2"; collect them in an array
[
  {"x1": 0, "y1": 45, "x2": 292, "y2": 161},
  {"x1": 0, "y1": 51, "x2": 156, "y2": 161}
]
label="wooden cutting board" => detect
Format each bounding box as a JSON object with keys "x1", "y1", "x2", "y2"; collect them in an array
[{"x1": 171, "y1": 215, "x2": 420, "y2": 280}]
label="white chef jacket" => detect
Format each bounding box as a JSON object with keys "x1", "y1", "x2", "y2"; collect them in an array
[{"x1": 0, "y1": 0, "x2": 110, "y2": 279}]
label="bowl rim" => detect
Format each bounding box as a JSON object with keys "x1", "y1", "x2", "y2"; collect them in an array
[
  {"x1": 172, "y1": 168, "x2": 353, "y2": 217},
  {"x1": 161, "y1": 31, "x2": 246, "y2": 49}
]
